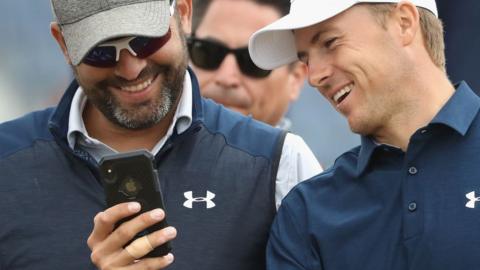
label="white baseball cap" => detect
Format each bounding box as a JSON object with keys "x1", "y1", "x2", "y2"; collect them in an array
[{"x1": 249, "y1": 0, "x2": 437, "y2": 70}]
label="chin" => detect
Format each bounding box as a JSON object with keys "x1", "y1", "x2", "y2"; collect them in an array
[{"x1": 347, "y1": 118, "x2": 371, "y2": 136}]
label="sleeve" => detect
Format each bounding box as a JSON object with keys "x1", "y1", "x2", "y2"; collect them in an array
[
  {"x1": 275, "y1": 133, "x2": 323, "y2": 209},
  {"x1": 267, "y1": 192, "x2": 322, "y2": 270}
]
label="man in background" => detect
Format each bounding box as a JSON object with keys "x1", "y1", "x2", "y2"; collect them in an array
[{"x1": 189, "y1": 0, "x2": 306, "y2": 130}]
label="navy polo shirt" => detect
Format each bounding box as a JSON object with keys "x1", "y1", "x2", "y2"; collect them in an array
[{"x1": 267, "y1": 81, "x2": 480, "y2": 270}]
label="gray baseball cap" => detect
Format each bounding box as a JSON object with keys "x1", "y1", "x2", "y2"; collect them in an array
[
  {"x1": 249, "y1": 0, "x2": 438, "y2": 70},
  {"x1": 51, "y1": 0, "x2": 173, "y2": 65}
]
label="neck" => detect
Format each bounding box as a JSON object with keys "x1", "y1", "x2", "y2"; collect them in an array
[
  {"x1": 83, "y1": 102, "x2": 176, "y2": 152},
  {"x1": 373, "y1": 66, "x2": 455, "y2": 151}
]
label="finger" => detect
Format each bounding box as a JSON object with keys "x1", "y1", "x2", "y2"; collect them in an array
[
  {"x1": 125, "y1": 236, "x2": 154, "y2": 260},
  {"x1": 144, "y1": 226, "x2": 177, "y2": 253},
  {"x1": 89, "y1": 206, "x2": 164, "y2": 268},
  {"x1": 117, "y1": 226, "x2": 176, "y2": 265},
  {"x1": 87, "y1": 202, "x2": 141, "y2": 249},
  {"x1": 105, "y1": 208, "x2": 166, "y2": 254},
  {"x1": 124, "y1": 253, "x2": 175, "y2": 270}
]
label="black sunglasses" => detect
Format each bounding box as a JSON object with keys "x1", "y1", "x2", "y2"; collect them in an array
[{"x1": 187, "y1": 36, "x2": 272, "y2": 79}]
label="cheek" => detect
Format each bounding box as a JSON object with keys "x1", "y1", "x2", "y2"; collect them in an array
[
  {"x1": 242, "y1": 79, "x2": 273, "y2": 107},
  {"x1": 149, "y1": 48, "x2": 183, "y2": 68},
  {"x1": 263, "y1": 71, "x2": 293, "y2": 96},
  {"x1": 74, "y1": 65, "x2": 111, "y2": 86},
  {"x1": 191, "y1": 67, "x2": 216, "y2": 89},
  {"x1": 243, "y1": 77, "x2": 264, "y2": 91},
  {"x1": 148, "y1": 29, "x2": 189, "y2": 66}
]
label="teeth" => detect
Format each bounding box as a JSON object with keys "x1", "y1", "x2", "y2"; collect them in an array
[
  {"x1": 120, "y1": 78, "x2": 153, "y2": 92},
  {"x1": 333, "y1": 84, "x2": 353, "y2": 103}
]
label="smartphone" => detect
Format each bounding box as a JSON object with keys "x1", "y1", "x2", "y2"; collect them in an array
[{"x1": 99, "y1": 149, "x2": 171, "y2": 257}]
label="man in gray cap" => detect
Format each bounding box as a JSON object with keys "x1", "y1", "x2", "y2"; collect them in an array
[
  {"x1": 249, "y1": 0, "x2": 480, "y2": 269},
  {"x1": 0, "y1": 0, "x2": 321, "y2": 269}
]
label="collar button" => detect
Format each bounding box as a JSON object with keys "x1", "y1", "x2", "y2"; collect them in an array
[
  {"x1": 408, "y1": 202, "x2": 417, "y2": 212},
  {"x1": 408, "y1": 166, "x2": 418, "y2": 175}
]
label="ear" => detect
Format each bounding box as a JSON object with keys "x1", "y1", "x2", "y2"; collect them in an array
[
  {"x1": 176, "y1": 0, "x2": 193, "y2": 35},
  {"x1": 50, "y1": 22, "x2": 72, "y2": 65},
  {"x1": 391, "y1": 1, "x2": 420, "y2": 46},
  {"x1": 286, "y1": 62, "x2": 307, "y2": 101}
]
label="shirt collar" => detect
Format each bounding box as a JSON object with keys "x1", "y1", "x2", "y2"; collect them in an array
[
  {"x1": 66, "y1": 71, "x2": 193, "y2": 156},
  {"x1": 356, "y1": 81, "x2": 480, "y2": 176},
  {"x1": 67, "y1": 87, "x2": 87, "y2": 150},
  {"x1": 150, "y1": 71, "x2": 193, "y2": 154},
  {"x1": 429, "y1": 81, "x2": 480, "y2": 135},
  {"x1": 276, "y1": 117, "x2": 292, "y2": 131},
  {"x1": 356, "y1": 136, "x2": 379, "y2": 176}
]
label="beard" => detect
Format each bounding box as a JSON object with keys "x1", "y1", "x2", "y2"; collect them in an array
[
  {"x1": 89, "y1": 62, "x2": 185, "y2": 130},
  {"x1": 75, "y1": 40, "x2": 189, "y2": 130},
  {"x1": 74, "y1": 14, "x2": 190, "y2": 130}
]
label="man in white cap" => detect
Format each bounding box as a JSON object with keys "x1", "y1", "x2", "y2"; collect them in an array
[
  {"x1": 0, "y1": 0, "x2": 321, "y2": 269},
  {"x1": 249, "y1": 0, "x2": 480, "y2": 269}
]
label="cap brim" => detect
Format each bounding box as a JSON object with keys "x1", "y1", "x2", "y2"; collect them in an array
[
  {"x1": 249, "y1": 1, "x2": 354, "y2": 70},
  {"x1": 62, "y1": 1, "x2": 171, "y2": 65},
  {"x1": 249, "y1": 0, "x2": 437, "y2": 70}
]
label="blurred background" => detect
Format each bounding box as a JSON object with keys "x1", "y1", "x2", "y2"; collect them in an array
[{"x1": 1, "y1": 0, "x2": 478, "y2": 168}]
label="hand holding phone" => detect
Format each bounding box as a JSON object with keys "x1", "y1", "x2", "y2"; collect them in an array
[{"x1": 99, "y1": 149, "x2": 171, "y2": 257}]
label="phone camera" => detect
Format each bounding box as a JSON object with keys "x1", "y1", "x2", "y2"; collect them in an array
[{"x1": 103, "y1": 166, "x2": 118, "y2": 184}]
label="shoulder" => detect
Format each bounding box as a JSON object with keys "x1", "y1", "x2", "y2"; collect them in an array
[
  {"x1": 0, "y1": 108, "x2": 55, "y2": 159},
  {"x1": 200, "y1": 98, "x2": 284, "y2": 158},
  {"x1": 282, "y1": 145, "x2": 362, "y2": 205}
]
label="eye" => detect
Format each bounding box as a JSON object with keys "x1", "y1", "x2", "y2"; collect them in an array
[
  {"x1": 299, "y1": 56, "x2": 309, "y2": 66},
  {"x1": 324, "y1": 37, "x2": 338, "y2": 49},
  {"x1": 297, "y1": 52, "x2": 309, "y2": 65}
]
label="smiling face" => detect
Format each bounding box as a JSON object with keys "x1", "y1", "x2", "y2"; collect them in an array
[
  {"x1": 73, "y1": 37, "x2": 188, "y2": 130},
  {"x1": 74, "y1": 19, "x2": 189, "y2": 130},
  {"x1": 192, "y1": 0, "x2": 305, "y2": 126},
  {"x1": 294, "y1": 4, "x2": 414, "y2": 136},
  {"x1": 51, "y1": 1, "x2": 192, "y2": 131}
]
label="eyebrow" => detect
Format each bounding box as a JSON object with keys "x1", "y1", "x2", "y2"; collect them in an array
[
  {"x1": 310, "y1": 30, "x2": 326, "y2": 45},
  {"x1": 296, "y1": 29, "x2": 329, "y2": 60}
]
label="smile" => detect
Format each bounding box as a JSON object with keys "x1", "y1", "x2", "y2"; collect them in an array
[
  {"x1": 119, "y1": 77, "x2": 155, "y2": 92},
  {"x1": 333, "y1": 83, "x2": 353, "y2": 104}
]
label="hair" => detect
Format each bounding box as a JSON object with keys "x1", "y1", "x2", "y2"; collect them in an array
[
  {"x1": 365, "y1": 3, "x2": 446, "y2": 71},
  {"x1": 192, "y1": 0, "x2": 291, "y2": 33}
]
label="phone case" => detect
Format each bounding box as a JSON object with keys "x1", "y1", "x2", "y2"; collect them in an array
[{"x1": 99, "y1": 150, "x2": 171, "y2": 257}]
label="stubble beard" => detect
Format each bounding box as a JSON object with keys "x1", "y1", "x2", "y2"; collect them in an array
[
  {"x1": 99, "y1": 63, "x2": 185, "y2": 130},
  {"x1": 75, "y1": 34, "x2": 189, "y2": 130},
  {"x1": 348, "y1": 83, "x2": 401, "y2": 137}
]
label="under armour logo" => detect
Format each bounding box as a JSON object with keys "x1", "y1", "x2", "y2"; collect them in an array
[
  {"x1": 183, "y1": 191, "x2": 216, "y2": 209},
  {"x1": 465, "y1": 191, "x2": 480, "y2": 209}
]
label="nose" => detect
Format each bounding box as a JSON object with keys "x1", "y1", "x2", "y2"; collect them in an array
[
  {"x1": 307, "y1": 54, "x2": 333, "y2": 89},
  {"x1": 114, "y1": 49, "x2": 148, "y2": 80},
  {"x1": 213, "y1": 54, "x2": 241, "y2": 89}
]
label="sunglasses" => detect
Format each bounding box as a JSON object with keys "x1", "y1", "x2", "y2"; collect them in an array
[
  {"x1": 82, "y1": 0, "x2": 176, "y2": 68},
  {"x1": 187, "y1": 36, "x2": 272, "y2": 79},
  {"x1": 82, "y1": 30, "x2": 172, "y2": 68}
]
